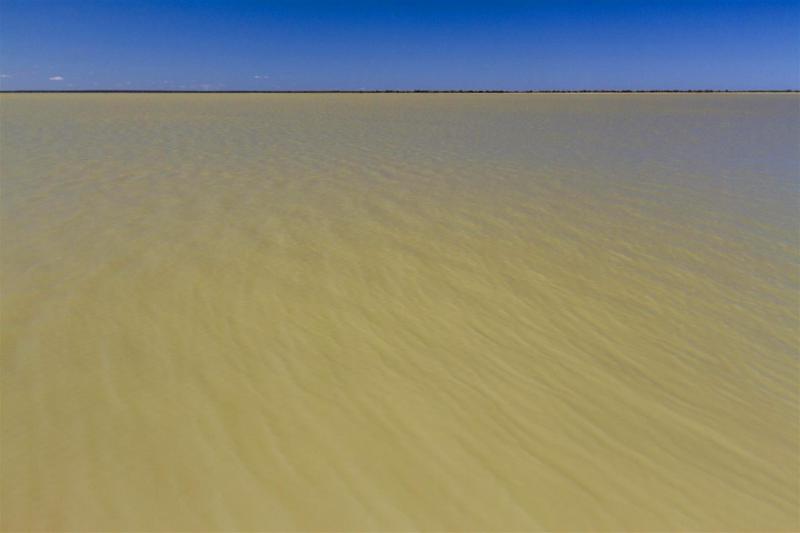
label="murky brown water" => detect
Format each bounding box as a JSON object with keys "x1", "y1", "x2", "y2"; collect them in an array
[{"x1": 1, "y1": 94, "x2": 798, "y2": 531}]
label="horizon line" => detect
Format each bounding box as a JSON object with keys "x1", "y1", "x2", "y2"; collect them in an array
[{"x1": 1, "y1": 89, "x2": 798, "y2": 94}]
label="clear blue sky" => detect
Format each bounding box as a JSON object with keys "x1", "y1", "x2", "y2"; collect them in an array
[{"x1": 0, "y1": 1, "x2": 798, "y2": 90}]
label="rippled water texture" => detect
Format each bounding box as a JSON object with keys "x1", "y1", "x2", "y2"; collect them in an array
[{"x1": 1, "y1": 94, "x2": 798, "y2": 531}]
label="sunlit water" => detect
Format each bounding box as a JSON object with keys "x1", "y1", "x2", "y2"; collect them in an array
[{"x1": 1, "y1": 94, "x2": 798, "y2": 531}]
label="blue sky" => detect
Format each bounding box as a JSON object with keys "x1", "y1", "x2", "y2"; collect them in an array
[{"x1": 0, "y1": 1, "x2": 798, "y2": 90}]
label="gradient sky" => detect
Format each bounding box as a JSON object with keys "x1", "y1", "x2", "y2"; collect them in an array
[{"x1": 0, "y1": 0, "x2": 798, "y2": 91}]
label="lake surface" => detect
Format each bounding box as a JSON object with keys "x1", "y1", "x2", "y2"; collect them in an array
[{"x1": 1, "y1": 94, "x2": 798, "y2": 531}]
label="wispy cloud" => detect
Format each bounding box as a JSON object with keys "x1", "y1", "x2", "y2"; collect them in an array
[
  {"x1": 253, "y1": 75, "x2": 269, "y2": 79},
  {"x1": 0, "y1": 74, "x2": 11, "y2": 79},
  {"x1": 49, "y1": 75, "x2": 64, "y2": 81}
]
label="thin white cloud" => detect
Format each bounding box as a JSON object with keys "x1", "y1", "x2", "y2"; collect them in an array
[
  {"x1": 253, "y1": 75, "x2": 269, "y2": 79},
  {"x1": 49, "y1": 75, "x2": 64, "y2": 81},
  {"x1": 0, "y1": 74, "x2": 11, "y2": 78}
]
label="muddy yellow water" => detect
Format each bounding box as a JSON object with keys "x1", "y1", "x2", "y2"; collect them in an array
[{"x1": 1, "y1": 94, "x2": 798, "y2": 531}]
